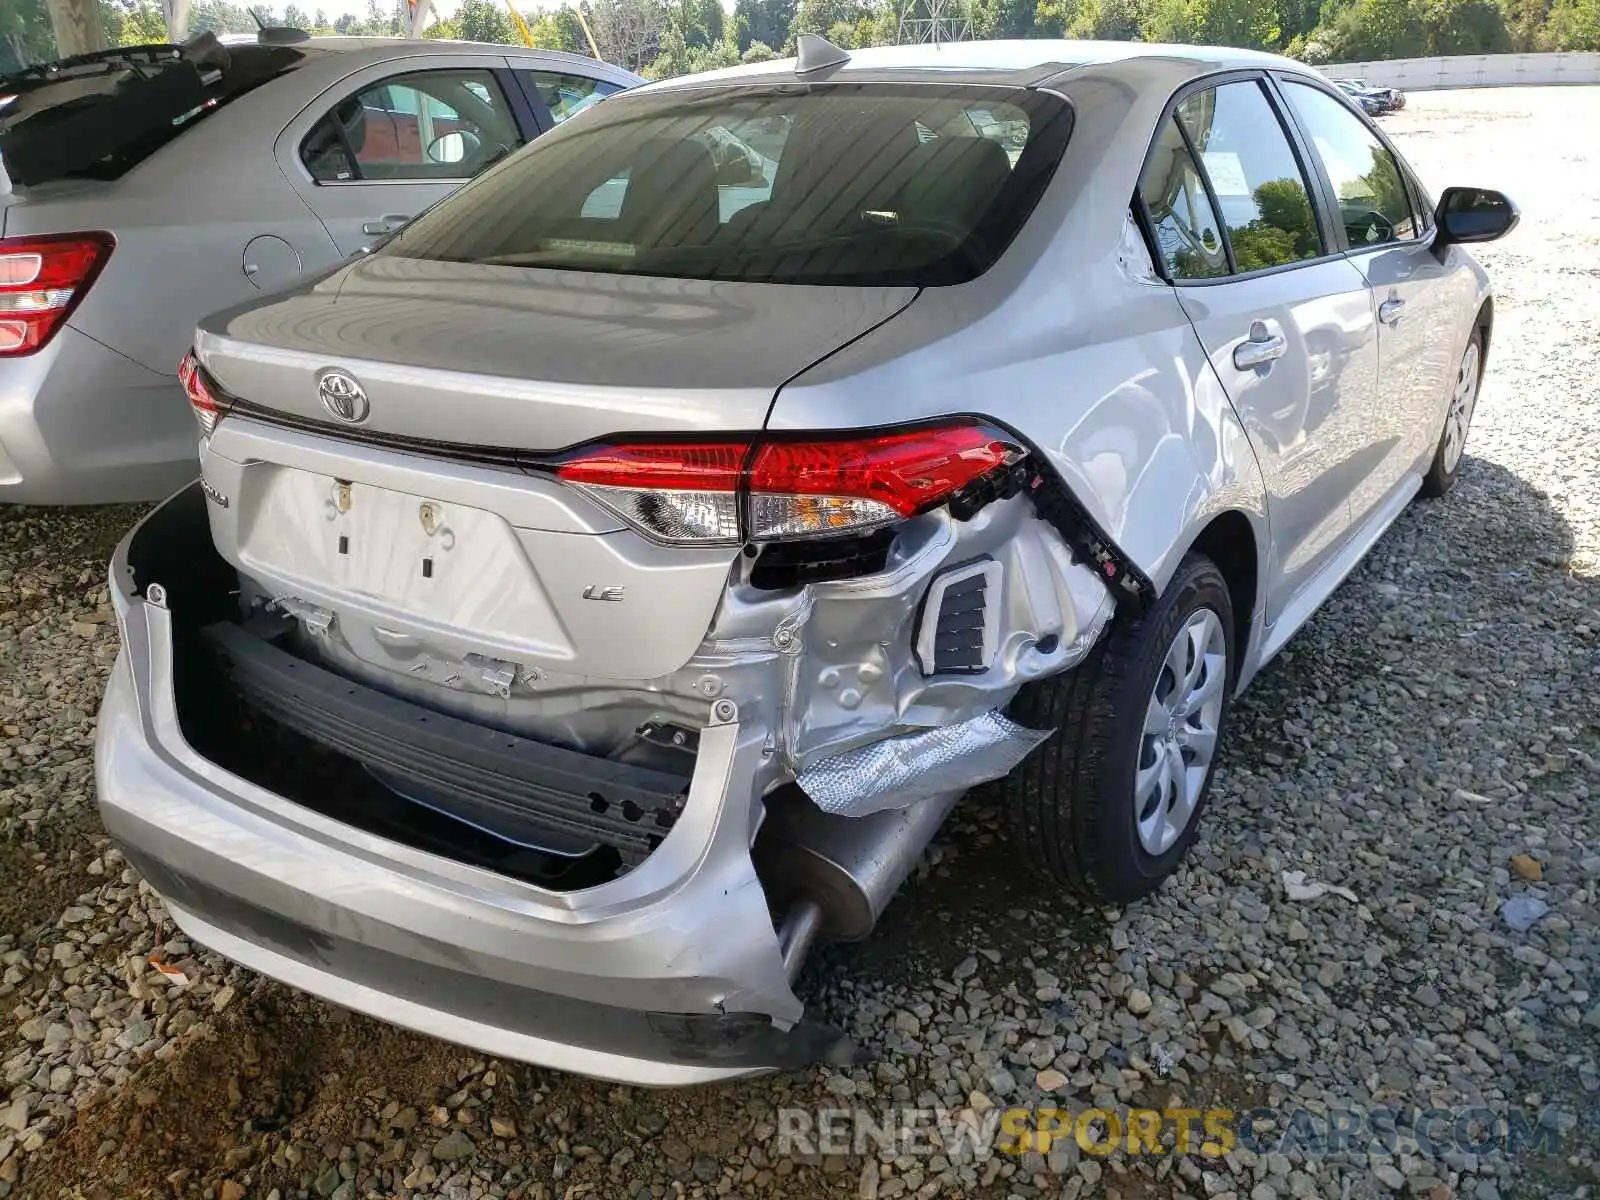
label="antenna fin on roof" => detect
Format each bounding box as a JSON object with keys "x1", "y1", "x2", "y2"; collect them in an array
[{"x1": 795, "y1": 34, "x2": 850, "y2": 75}]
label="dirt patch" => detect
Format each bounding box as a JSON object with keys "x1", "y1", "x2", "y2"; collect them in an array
[{"x1": 20, "y1": 985, "x2": 466, "y2": 1200}]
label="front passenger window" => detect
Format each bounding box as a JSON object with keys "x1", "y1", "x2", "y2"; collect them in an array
[
  {"x1": 1280, "y1": 81, "x2": 1418, "y2": 247},
  {"x1": 1176, "y1": 82, "x2": 1322, "y2": 273}
]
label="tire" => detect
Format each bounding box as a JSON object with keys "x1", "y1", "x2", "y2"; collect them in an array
[
  {"x1": 1004, "y1": 553, "x2": 1235, "y2": 903},
  {"x1": 1420, "y1": 328, "x2": 1484, "y2": 498}
]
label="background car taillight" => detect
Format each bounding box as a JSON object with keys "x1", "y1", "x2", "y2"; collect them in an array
[
  {"x1": 0, "y1": 233, "x2": 113, "y2": 356},
  {"x1": 555, "y1": 423, "x2": 1022, "y2": 545},
  {"x1": 178, "y1": 351, "x2": 220, "y2": 435}
]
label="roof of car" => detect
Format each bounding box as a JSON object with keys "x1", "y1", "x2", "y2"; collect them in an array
[
  {"x1": 215, "y1": 34, "x2": 637, "y2": 80},
  {"x1": 637, "y1": 39, "x2": 1311, "y2": 93}
]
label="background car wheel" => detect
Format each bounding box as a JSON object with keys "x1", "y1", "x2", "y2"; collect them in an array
[
  {"x1": 1421, "y1": 329, "x2": 1484, "y2": 498},
  {"x1": 1004, "y1": 554, "x2": 1235, "y2": 902}
]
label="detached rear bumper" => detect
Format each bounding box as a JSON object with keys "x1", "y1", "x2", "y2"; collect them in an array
[{"x1": 96, "y1": 494, "x2": 835, "y2": 1085}]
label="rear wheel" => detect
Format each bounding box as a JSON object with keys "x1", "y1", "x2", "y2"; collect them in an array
[
  {"x1": 1421, "y1": 330, "x2": 1483, "y2": 498},
  {"x1": 1004, "y1": 554, "x2": 1234, "y2": 902}
]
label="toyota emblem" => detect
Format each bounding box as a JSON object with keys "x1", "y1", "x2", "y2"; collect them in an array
[{"x1": 317, "y1": 369, "x2": 369, "y2": 424}]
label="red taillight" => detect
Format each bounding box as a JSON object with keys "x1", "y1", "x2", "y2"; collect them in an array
[
  {"x1": 178, "y1": 351, "x2": 219, "y2": 435},
  {"x1": 556, "y1": 424, "x2": 1020, "y2": 545},
  {"x1": 0, "y1": 233, "x2": 113, "y2": 356}
]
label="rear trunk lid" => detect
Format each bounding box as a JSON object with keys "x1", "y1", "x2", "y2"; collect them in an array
[
  {"x1": 196, "y1": 254, "x2": 918, "y2": 449},
  {"x1": 197, "y1": 259, "x2": 918, "y2": 683}
]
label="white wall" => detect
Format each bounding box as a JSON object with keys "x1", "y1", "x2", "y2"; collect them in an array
[{"x1": 1324, "y1": 52, "x2": 1600, "y2": 90}]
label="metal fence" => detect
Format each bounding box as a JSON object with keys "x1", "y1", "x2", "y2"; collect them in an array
[{"x1": 1324, "y1": 52, "x2": 1600, "y2": 90}]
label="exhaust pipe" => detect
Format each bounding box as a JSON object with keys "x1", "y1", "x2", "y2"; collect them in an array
[{"x1": 759, "y1": 787, "x2": 961, "y2": 979}]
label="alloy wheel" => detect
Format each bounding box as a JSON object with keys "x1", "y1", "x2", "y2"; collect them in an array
[
  {"x1": 1441, "y1": 340, "x2": 1481, "y2": 475},
  {"x1": 1135, "y1": 608, "x2": 1227, "y2": 856}
]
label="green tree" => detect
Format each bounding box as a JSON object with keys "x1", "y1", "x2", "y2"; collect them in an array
[
  {"x1": 1143, "y1": 0, "x2": 1279, "y2": 48},
  {"x1": 457, "y1": 0, "x2": 514, "y2": 41},
  {"x1": 1254, "y1": 177, "x2": 1318, "y2": 257},
  {"x1": 791, "y1": 0, "x2": 866, "y2": 39},
  {"x1": 1422, "y1": 0, "x2": 1510, "y2": 49},
  {"x1": 422, "y1": 15, "x2": 460, "y2": 36},
  {"x1": 731, "y1": 0, "x2": 796, "y2": 51},
  {"x1": 1543, "y1": 0, "x2": 1598, "y2": 43},
  {"x1": 740, "y1": 37, "x2": 776, "y2": 57},
  {"x1": 116, "y1": 0, "x2": 169, "y2": 42},
  {"x1": 526, "y1": 8, "x2": 585, "y2": 49},
  {"x1": 1068, "y1": 0, "x2": 1143, "y2": 38},
  {"x1": 697, "y1": 0, "x2": 725, "y2": 42}
]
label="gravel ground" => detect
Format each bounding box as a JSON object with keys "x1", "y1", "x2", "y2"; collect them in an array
[{"x1": 1, "y1": 86, "x2": 1597, "y2": 1200}]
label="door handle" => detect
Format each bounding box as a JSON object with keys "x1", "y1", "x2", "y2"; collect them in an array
[
  {"x1": 1233, "y1": 321, "x2": 1288, "y2": 370},
  {"x1": 361, "y1": 214, "x2": 411, "y2": 236},
  {"x1": 1378, "y1": 297, "x2": 1405, "y2": 326}
]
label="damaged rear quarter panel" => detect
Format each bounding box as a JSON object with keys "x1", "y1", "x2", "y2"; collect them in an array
[{"x1": 766, "y1": 68, "x2": 1270, "y2": 618}]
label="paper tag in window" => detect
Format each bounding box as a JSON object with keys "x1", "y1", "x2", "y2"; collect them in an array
[{"x1": 1202, "y1": 152, "x2": 1250, "y2": 196}]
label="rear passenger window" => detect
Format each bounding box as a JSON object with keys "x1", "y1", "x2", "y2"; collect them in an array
[
  {"x1": 1176, "y1": 82, "x2": 1322, "y2": 273},
  {"x1": 1141, "y1": 116, "x2": 1228, "y2": 279},
  {"x1": 520, "y1": 71, "x2": 624, "y2": 126},
  {"x1": 300, "y1": 69, "x2": 521, "y2": 183},
  {"x1": 1279, "y1": 81, "x2": 1418, "y2": 247}
]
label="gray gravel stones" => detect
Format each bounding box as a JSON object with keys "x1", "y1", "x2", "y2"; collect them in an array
[{"x1": 0, "y1": 87, "x2": 1597, "y2": 1200}]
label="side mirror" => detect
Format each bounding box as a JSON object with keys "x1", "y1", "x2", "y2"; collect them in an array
[{"x1": 1435, "y1": 186, "x2": 1519, "y2": 246}]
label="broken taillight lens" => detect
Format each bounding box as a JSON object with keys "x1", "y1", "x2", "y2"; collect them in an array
[
  {"x1": 0, "y1": 233, "x2": 114, "y2": 356},
  {"x1": 178, "y1": 351, "x2": 219, "y2": 435},
  {"x1": 555, "y1": 423, "x2": 1020, "y2": 545}
]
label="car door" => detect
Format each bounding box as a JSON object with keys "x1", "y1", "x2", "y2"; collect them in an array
[
  {"x1": 1142, "y1": 77, "x2": 1382, "y2": 620},
  {"x1": 275, "y1": 56, "x2": 536, "y2": 258},
  {"x1": 1275, "y1": 77, "x2": 1471, "y2": 522}
]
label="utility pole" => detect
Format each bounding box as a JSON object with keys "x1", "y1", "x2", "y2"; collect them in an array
[
  {"x1": 45, "y1": 0, "x2": 107, "y2": 55},
  {"x1": 897, "y1": 0, "x2": 971, "y2": 44}
]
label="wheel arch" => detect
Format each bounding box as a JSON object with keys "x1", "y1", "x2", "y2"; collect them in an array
[
  {"x1": 1184, "y1": 509, "x2": 1264, "y2": 691},
  {"x1": 1475, "y1": 294, "x2": 1494, "y2": 367}
]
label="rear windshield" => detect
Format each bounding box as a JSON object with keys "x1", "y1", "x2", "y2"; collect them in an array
[
  {"x1": 0, "y1": 43, "x2": 310, "y2": 186},
  {"x1": 381, "y1": 83, "x2": 1073, "y2": 287}
]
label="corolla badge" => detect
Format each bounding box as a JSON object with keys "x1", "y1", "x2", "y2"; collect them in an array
[{"x1": 317, "y1": 369, "x2": 369, "y2": 424}]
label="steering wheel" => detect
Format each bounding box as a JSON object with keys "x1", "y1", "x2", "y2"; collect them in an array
[{"x1": 1348, "y1": 208, "x2": 1397, "y2": 244}]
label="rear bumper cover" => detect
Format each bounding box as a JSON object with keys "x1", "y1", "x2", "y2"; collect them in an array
[{"x1": 97, "y1": 492, "x2": 841, "y2": 1084}]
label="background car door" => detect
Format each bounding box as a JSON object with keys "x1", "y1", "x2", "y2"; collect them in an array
[
  {"x1": 1277, "y1": 78, "x2": 1472, "y2": 520},
  {"x1": 1145, "y1": 79, "x2": 1382, "y2": 619},
  {"x1": 276, "y1": 57, "x2": 533, "y2": 258}
]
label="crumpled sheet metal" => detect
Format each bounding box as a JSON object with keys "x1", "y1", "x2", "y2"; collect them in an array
[{"x1": 796, "y1": 710, "x2": 1050, "y2": 817}]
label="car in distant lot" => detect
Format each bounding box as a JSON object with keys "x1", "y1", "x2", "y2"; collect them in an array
[
  {"x1": 1335, "y1": 77, "x2": 1404, "y2": 114},
  {"x1": 1346, "y1": 77, "x2": 1406, "y2": 111},
  {"x1": 0, "y1": 33, "x2": 636, "y2": 504},
  {"x1": 98, "y1": 37, "x2": 1515, "y2": 1085}
]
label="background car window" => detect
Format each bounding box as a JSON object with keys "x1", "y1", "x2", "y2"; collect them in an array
[
  {"x1": 1141, "y1": 116, "x2": 1229, "y2": 279},
  {"x1": 300, "y1": 69, "x2": 520, "y2": 183},
  {"x1": 521, "y1": 71, "x2": 623, "y2": 126},
  {"x1": 1281, "y1": 81, "x2": 1418, "y2": 248},
  {"x1": 1176, "y1": 82, "x2": 1322, "y2": 273}
]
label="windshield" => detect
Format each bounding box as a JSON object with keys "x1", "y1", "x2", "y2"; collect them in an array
[
  {"x1": 381, "y1": 83, "x2": 1073, "y2": 287},
  {"x1": 0, "y1": 42, "x2": 311, "y2": 186}
]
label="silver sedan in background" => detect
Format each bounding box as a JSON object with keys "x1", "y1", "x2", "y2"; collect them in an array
[{"x1": 0, "y1": 33, "x2": 636, "y2": 504}]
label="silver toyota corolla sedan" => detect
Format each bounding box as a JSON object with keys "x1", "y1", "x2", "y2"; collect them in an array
[
  {"x1": 0, "y1": 33, "x2": 636, "y2": 504},
  {"x1": 96, "y1": 38, "x2": 1515, "y2": 1084}
]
